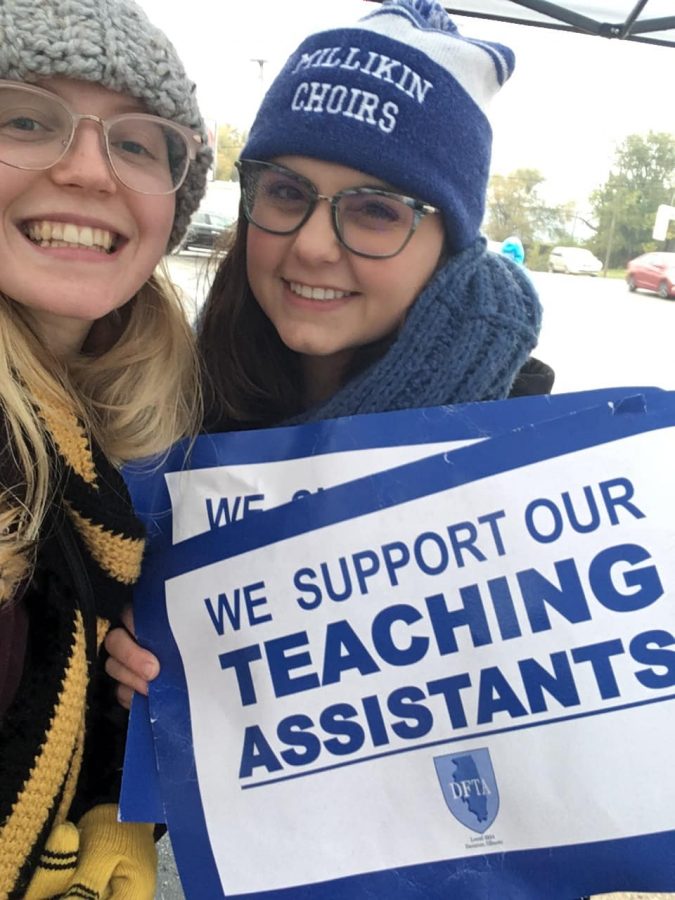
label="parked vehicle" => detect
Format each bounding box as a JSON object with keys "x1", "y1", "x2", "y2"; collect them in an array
[
  {"x1": 626, "y1": 251, "x2": 675, "y2": 299},
  {"x1": 548, "y1": 246, "x2": 603, "y2": 275},
  {"x1": 175, "y1": 210, "x2": 233, "y2": 252}
]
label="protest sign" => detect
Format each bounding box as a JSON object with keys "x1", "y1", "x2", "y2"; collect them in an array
[
  {"x1": 122, "y1": 391, "x2": 675, "y2": 898},
  {"x1": 121, "y1": 389, "x2": 656, "y2": 821}
]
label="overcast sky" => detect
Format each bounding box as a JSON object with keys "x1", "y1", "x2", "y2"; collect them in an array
[{"x1": 137, "y1": 0, "x2": 674, "y2": 212}]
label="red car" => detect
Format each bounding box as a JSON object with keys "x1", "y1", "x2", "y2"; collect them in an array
[{"x1": 626, "y1": 251, "x2": 675, "y2": 299}]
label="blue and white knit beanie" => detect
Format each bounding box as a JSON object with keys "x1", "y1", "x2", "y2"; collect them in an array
[
  {"x1": 0, "y1": 0, "x2": 212, "y2": 249},
  {"x1": 242, "y1": 0, "x2": 515, "y2": 252}
]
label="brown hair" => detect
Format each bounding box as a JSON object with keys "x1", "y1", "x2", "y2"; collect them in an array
[{"x1": 198, "y1": 214, "x2": 303, "y2": 431}]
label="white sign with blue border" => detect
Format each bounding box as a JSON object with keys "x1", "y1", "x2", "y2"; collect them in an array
[
  {"x1": 122, "y1": 390, "x2": 675, "y2": 898},
  {"x1": 123, "y1": 391, "x2": 634, "y2": 822}
]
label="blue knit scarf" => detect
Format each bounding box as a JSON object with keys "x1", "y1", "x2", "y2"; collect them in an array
[{"x1": 291, "y1": 238, "x2": 542, "y2": 424}]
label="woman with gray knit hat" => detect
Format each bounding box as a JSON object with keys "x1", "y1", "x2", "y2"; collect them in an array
[{"x1": 0, "y1": 0, "x2": 210, "y2": 896}]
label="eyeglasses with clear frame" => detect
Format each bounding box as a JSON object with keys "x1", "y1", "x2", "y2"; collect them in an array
[
  {"x1": 235, "y1": 158, "x2": 439, "y2": 259},
  {"x1": 0, "y1": 80, "x2": 202, "y2": 194}
]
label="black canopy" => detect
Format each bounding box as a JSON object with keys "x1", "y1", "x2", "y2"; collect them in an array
[
  {"x1": 372, "y1": 0, "x2": 675, "y2": 47},
  {"x1": 441, "y1": 0, "x2": 675, "y2": 47}
]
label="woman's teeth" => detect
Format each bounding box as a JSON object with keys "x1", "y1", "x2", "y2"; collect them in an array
[
  {"x1": 288, "y1": 281, "x2": 351, "y2": 301},
  {"x1": 25, "y1": 220, "x2": 115, "y2": 252}
]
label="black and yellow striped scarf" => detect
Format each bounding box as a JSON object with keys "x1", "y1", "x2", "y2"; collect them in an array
[{"x1": 0, "y1": 395, "x2": 145, "y2": 898}]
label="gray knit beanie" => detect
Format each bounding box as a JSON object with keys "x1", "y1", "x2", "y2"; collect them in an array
[{"x1": 0, "y1": 0, "x2": 212, "y2": 249}]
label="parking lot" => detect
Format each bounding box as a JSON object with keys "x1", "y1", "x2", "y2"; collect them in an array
[
  {"x1": 531, "y1": 270, "x2": 675, "y2": 394},
  {"x1": 156, "y1": 255, "x2": 674, "y2": 900}
]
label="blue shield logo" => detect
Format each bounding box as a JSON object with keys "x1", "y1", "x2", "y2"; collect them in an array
[{"x1": 434, "y1": 748, "x2": 499, "y2": 834}]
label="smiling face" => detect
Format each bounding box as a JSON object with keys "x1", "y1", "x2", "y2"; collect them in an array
[
  {"x1": 0, "y1": 77, "x2": 175, "y2": 355},
  {"x1": 246, "y1": 155, "x2": 445, "y2": 399}
]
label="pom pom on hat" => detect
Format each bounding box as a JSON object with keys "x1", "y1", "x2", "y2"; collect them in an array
[
  {"x1": 243, "y1": 0, "x2": 515, "y2": 252},
  {"x1": 0, "y1": 0, "x2": 212, "y2": 249}
]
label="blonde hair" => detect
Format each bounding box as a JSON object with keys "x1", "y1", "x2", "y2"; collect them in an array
[{"x1": 0, "y1": 273, "x2": 201, "y2": 604}]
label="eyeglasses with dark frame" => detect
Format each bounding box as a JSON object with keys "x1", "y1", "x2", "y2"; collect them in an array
[
  {"x1": 0, "y1": 80, "x2": 202, "y2": 195},
  {"x1": 235, "y1": 158, "x2": 439, "y2": 259}
]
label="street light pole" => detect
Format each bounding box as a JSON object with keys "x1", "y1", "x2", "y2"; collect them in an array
[
  {"x1": 250, "y1": 58, "x2": 268, "y2": 96},
  {"x1": 603, "y1": 207, "x2": 616, "y2": 277}
]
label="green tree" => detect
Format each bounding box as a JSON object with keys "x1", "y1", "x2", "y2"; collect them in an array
[
  {"x1": 484, "y1": 168, "x2": 574, "y2": 249},
  {"x1": 589, "y1": 131, "x2": 675, "y2": 268},
  {"x1": 213, "y1": 123, "x2": 248, "y2": 181}
]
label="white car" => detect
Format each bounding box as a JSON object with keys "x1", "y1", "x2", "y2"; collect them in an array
[{"x1": 548, "y1": 246, "x2": 603, "y2": 276}]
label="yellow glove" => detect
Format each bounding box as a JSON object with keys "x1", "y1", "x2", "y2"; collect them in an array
[
  {"x1": 65, "y1": 804, "x2": 157, "y2": 900},
  {"x1": 25, "y1": 804, "x2": 156, "y2": 900},
  {"x1": 24, "y1": 820, "x2": 79, "y2": 899}
]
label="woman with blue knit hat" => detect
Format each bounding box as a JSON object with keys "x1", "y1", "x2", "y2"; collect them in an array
[
  {"x1": 0, "y1": 0, "x2": 211, "y2": 896},
  {"x1": 196, "y1": 0, "x2": 552, "y2": 429},
  {"x1": 107, "y1": 0, "x2": 554, "y2": 696}
]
